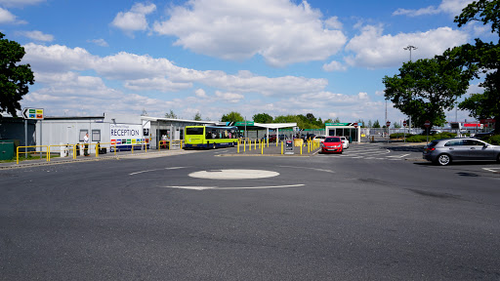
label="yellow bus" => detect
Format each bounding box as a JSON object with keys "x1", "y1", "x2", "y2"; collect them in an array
[{"x1": 184, "y1": 125, "x2": 239, "y2": 149}]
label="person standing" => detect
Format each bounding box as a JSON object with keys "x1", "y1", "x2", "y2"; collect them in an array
[{"x1": 83, "y1": 133, "x2": 90, "y2": 156}]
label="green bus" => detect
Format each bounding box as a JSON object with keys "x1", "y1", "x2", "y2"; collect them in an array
[{"x1": 184, "y1": 125, "x2": 239, "y2": 149}]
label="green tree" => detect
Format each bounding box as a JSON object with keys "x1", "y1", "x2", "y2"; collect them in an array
[
  {"x1": 193, "y1": 112, "x2": 202, "y2": 121},
  {"x1": 367, "y1": 120, "x2": 373, "y2": 128},
  {"x1": 165, "y1": 109, "x2": 177, "y2": 119},
  {"x1": 0, "y1": 32, "x2": 35, "y2": 117},
  {"x1": 383, "y1": 57, "x2": 473, "y2": 129},
  {"x1": 356, "y1": 119, "x2": 365, "y2": 128},
  {"x1": 221, "y1": 111, "x2": 244, "y2": 123},
  {"x1": 373, "y1": 120, "x2": 381, "y2": 128},
  {"x1": 252, "y1": 113, "x2": 273, "y2": 123},
  {"x1": 454, "y1": 0, "x2": 500, "y2": 133}
]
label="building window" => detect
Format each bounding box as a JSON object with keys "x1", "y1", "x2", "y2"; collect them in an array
[
  {"x1": 79, "y1": 130, "x2": 88, "y2": 142},
  {"x1": 92, "y1": 129, "x2": 101, "y2": 142}
]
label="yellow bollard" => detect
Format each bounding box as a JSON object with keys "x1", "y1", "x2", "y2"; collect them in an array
[
  {"x1": 281, "y1": 141, "x2": 284, "y2": 155},
  {"x1": 255, "y1": 139, "x2": 257, "y2": 150},
  {"x1": 244, "y1": 140, "x2": 246, "y2": 152},
  {"x1": 249, "y1": 139, "x2": 252, "y2": 151},
  {"x1": 261, "y1": 140, "x2": 264, "y2": 154},
  {"x1": 237, "y1": 140, "x2": 240, "y2": 153},
  {"x1": 300, "y1": 144, "x2": 302, "y2": 155}
]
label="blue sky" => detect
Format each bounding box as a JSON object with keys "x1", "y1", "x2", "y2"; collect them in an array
[{"x1": 0, "y1": 0, "x2": 491, "y2": 125}]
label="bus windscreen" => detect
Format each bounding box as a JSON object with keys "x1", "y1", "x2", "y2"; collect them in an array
[{"x1": 186, "y1": 127, "x2": 204, "y2": 135}]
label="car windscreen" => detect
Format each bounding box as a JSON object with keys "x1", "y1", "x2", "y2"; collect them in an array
[{"x1": 325, "y1": 137, "x2": 340, "y2": 142}]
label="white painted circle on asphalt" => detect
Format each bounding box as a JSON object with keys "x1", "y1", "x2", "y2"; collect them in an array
[{"x1": 189, "y1": 169, "x2": 279, "y2": 180}]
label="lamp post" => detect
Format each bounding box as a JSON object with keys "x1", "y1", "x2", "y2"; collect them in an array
[
  {"x1": 404, "y1": 45, "x2": 417, "y2": 62},
  {"x1": 404, "y1": 45, "x2": 417, "y2": 137}
]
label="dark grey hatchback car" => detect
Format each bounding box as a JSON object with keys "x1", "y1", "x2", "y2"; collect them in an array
[{"x1": 423, "y1": 138, "x2": 500, "y2": 166}]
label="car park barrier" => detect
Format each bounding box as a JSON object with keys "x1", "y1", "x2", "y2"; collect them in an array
[
  {"x1": 48, "y1": 144, "x2": 76, "y2": 160},
  {"x1": 159, "y1": 140, "x2": 170, "y2": 150},
  {"x1": 96, "y1": 142, "x2": 117, "y2": 157},
  {"x1": 16, "y1": 145, "x2": 49, "y2": 164}
]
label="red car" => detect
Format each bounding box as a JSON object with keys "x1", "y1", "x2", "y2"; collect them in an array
[{"x1": 321, "y1": 136, "x2": 343, "y2": 154}]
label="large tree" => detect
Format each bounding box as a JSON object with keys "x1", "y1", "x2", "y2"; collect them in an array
[
  {"x1": 252, "y1": 113, "x2": 273, "y2": 123},
  {"x1": 454, "y1": 0, "x2": 500, "y2": 133},
  {"x1": 383, "y1": 57, "x2": 474, "y2": 129},
  {"x1": 0, "y1": 32, "x2": 35, "y2": 117},
  {"x1": 221, "y1": 111, "x2": 244, "y2": 123}
]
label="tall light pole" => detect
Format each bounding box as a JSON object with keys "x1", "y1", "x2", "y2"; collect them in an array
[
  {"x1": 404, "y1": 45, "x2": 417, "y2": 136},
  {"x1": 404, "y1": 45, "x2": 417, "y2": 62}
]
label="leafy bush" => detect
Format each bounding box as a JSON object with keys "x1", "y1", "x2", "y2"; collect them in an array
[
  {"x1": 433, "y1": 132, "x2": 456, "y2": 139},
  {"x1": 406, "y1": 135, "x2": 429, "y2": 142},
  {"x1": 483, "y1": 135, "x2": 500, "y2": 145},
  {"x1": 390, "y1": 133, "x2": 406, "y2": 139}
]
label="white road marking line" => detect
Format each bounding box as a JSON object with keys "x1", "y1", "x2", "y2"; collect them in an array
[
  {"x1": 129, "y1": 167, "x2": 186, "y2": 176},
  {"x1": 482, "y1": 168, "x2": 500, "y2": 173},
  {"x1": 165, "y1": 184, "x2": 305, "y2": 191},
  {"x1": 278, "y1": 166, "x2": 335, "y2": 173},
  {"x1": 387, "y1": 154, "x2": 410, "y2": 158}
]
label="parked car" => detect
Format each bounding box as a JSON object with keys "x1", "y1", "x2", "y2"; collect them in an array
[
  {"x1": 320, "y1": 136, "x2": 343, "y2": 154},
  {"x1": 423, "y1": 138, "x2": 500, "y2": 166},
  {"x1": 314, "y1": 135, "x2": 327, "y2": 142},
  {"x1": 474, "y1": 129, "x2": 498, "y2": 140},
  {"x1": 340, "y1": 136, "x2": 349, "y2": 149}
]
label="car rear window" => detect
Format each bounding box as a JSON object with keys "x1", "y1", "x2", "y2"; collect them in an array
[
  {"x1": 325, "y1": 137, "x2": 340, "y2": 142},
  {"x1": 427, "y1": 140, "x2": 439, "y2": 148}
]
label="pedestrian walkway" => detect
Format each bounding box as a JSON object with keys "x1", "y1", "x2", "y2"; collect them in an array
[
  {"x1": 219, "y1": 140, "x2": 320, "y2": 156},
  {"x1": 0, "y1": 149, "x2": 197, "y2": 170}
]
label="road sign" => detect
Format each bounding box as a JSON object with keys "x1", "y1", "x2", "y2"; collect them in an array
[
  {"x1": 285, "y1": 140, "x2": 294, "y2": 154},
  {"x1": 386, "y1": 121, "x2": 391, "y2": 127},
  {"x1": 22, "y1": 108, "x2": 44, "y2": 120},
  {"x1": 403, "y1": 120, "x2": 407, "y2": 127},
  {"x1": 234, "y1": 121, "x2": 254, "y2": 126},
  {"x1": 424, "y1": 120, "x2": 431, "y2": 128},
  {"x1": 353, "y1": 123, "x2": 358, "y2": 128}
]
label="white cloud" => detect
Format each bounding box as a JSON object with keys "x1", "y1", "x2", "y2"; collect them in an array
[
  {"x1": 323, "y1": 60, "x2": 347, "y2": 72},
  {"x1": 23, "y1": 43, "x2": 96, "y2": 72},
  {"x1": 124, "y1": 77, "x2": 192, "y2": 92},
  {"x1": 22, "y1": 43, "x2": 333, "y2": 119},
  {"x1": 324, "y1": 16, "x2": 342, "y2": 29},
  {"x1": 111, "y1": 3, "x2": 156, "y2": 34},
  {"x1": 20, "y1": 30, "x2": 54, "y2": 42},
  {"x1": 0, "y1": 0, "x2": 44, "y2": 7},
  {"x1": 0, "y1": 7, "x2": 25, "y2": 24},
  {"x1": 88, "y1": 39, "x2": 109, "y2": 47},
  {"x1": 93, "y1": 52, "x2": 176, "y2": 80},
  {"x1": 215, "y1": 91, "x2": 245, "y2": 103},
  {"x1": 153, "y1": 0, "x2": 347, "y2": 66},
  {"x1": 393, "y1": 0, "x2": 473, "y2": 17},
  {"x1": 195, "y1": 88, "x2": 207, "y2": 98},
  {"x1": 344, "y1": 25, "x2": 469, "y2": 68}
]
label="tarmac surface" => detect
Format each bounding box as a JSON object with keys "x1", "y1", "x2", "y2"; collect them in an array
[{"x1": 0, "y1": 139, "x2": 427, "y2": 170}]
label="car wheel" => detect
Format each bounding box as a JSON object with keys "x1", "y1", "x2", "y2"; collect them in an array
[{"x1": 437, "y1": 154, "x2": 451, "y2": 166}]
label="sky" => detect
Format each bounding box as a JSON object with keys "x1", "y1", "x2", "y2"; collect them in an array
[{"x1": 0, "y1": 0, "x2": 494, "y2": 125}]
